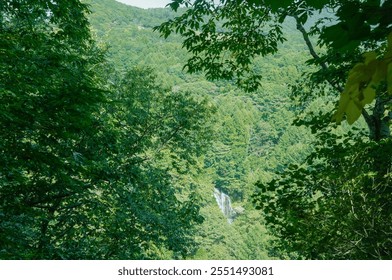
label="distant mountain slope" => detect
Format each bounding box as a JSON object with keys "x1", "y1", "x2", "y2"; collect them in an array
[
  {"x1": 84, "y1": 0, "x2": 315, "y2": 260},
  {"x1": 85, "y1": 0, "x2": 308, "y2": 88},
  {"x1": 86, "y1": 0, "x2": 179, "y2": 28},
  {"x1": 85, "y1": 0, "x2": 196, "y2": 88}
]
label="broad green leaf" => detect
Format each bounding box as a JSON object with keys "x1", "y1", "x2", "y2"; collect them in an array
[
  {"x1": 321, "y1": 24, "x2": 351, "y2": 50},
  {"x1": 361, "y1": 84, "x2": 376, "y2": 105},
  {"x1": 345, "y1": 100, "x2": 362, "y2": 125},
  {"x1": 363, "y1": 51, "x2": 377, "y2": 64},
  {"x1": 334, "y1": 46, "x2": 391, "y2": 124},
  {"x1": 334, "y1": 91, "x2": 351, "y2": 124},
  {"x1": 372, "y1": 60, "x2": 387, "y2": 84}
]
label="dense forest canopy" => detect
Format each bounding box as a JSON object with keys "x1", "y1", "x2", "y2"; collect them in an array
[{"x1": 1, "y1": 0, "x2": 391, "y2": 260}]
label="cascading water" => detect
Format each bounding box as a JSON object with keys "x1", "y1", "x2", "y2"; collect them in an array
[{"x1": 213, "y1": 188, "x2": 237, "y2": 224}]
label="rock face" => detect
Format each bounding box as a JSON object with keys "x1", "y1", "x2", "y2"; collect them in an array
[{"x1": 213, "y1": 188, "x2": 237, "y2": 224}]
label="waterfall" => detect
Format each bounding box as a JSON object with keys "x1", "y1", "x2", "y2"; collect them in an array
[{"x1": 213, "y1": 188, "x2": 237, "y2": 224}]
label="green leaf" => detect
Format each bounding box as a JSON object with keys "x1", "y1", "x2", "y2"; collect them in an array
[
  {"x1": 305, "y1": 0, "x2": 330, "y2": 10},
  {"x1": 345, "y1": 100, "x2": 362, "y2": 125},
  {"x1": 169, "y1": 1, "x2": 180, "y2": 11},
  {"x1": 321, "y1": 24, "x2": 349, "y2": 48},
  {"x1": 263, "y1": 0, "x2": 293, "y2": 12},
  {"x1": 361, "y1": 84, "x2": 376, "y2": 105}
]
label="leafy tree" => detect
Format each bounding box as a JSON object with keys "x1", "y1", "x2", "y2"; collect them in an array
[
  {"x1": 254, "y1": 127, "x2": 392, "y2": 259},
  {"x1": 0, "y1": 0, "x2": 106, "y2": 259},
  {"x1": 42, "y1": 65, "x2": 215, "y2": 259},
  {"x1": 0, "y1": 0, "x2": 214, "y2": 259}
]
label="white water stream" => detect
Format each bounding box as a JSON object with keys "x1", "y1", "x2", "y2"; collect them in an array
[{"x1": 213, "y1": 188, "x2": 237, "y2": 224}]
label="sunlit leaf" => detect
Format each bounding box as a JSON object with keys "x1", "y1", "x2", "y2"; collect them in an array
[
  {"x1": 334, "y1": 35, "x2": 392, "y2": 124},
  {"x1": 361, "y1": 84, "x2": 377, "y2": 105}
]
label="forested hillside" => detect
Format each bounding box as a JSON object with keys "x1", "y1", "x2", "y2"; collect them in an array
[
  {"x1": 85, "y1": 0, "x2": 318, "y2": 259},
  {"x1": 1, "y1": 0, "x2": 391, "y2": 260}
]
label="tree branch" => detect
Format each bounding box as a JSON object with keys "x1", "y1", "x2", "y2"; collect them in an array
[
  {"x1": 292, "y1": 15, "x2": 374, "y2": 127},
  {"x1": 292, "y1": 14, "x2": 342, "y2": 92}
]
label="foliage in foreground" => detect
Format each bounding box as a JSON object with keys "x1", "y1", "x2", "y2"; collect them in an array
[{"x1": 0, "y1": 0, "x2": 214, "y2": 259}]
